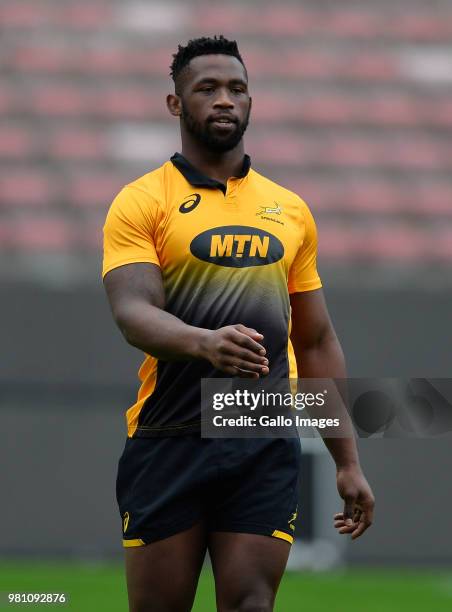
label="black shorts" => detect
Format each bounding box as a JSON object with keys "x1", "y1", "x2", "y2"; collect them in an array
[{"x1": 116, "y1": 436, "x2": 302, "y2": 548}]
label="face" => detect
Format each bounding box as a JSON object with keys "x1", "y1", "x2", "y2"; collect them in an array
[{"x1": 170, "y1": 54, "x2": 252, "y2": 153}]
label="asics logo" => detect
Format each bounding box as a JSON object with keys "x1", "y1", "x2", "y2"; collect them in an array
[{"x1": 179, "y1": 193, "x2": 201, "y2": 214}]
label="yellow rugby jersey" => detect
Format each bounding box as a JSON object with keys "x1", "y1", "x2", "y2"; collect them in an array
[{"x1": 102, "y1": 153, "x2": 322, "y2": 437}]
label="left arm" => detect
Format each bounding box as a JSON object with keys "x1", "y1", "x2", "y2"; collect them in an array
[{"x1": 290, "y1": 288, "x2": 375, "y2": 539}]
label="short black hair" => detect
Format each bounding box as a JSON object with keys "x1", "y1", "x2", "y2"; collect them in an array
[{"x1": 170, "y1": 35, "x2": 246, "y2": 93}]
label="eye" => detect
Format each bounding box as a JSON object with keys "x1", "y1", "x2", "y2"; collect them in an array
[
  {"x1": 199, "y1": 86, "x2": 214, "y2": 93},
  {"x1": 231, "y1": 87, "x2": 246, "y2": 95}
]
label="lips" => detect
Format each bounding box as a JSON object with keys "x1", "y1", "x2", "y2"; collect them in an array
[
  {"x1": 209, "y1": 116, "x2": 237, "y2": 131},
  {"x1": 209, "y1": 115, "x2": 237, "y2": 125}
]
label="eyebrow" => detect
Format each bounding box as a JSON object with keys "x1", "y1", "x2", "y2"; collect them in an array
[{"x1": 194, "y1": 77, "x2": 248, "y2": 87}]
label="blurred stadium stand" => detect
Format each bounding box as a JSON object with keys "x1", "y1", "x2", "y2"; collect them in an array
[
  {"x1": 1, "y1": 0, "x2": 452, "y2": 286},
  {"x1": 1, "y1": 1, "x2": 451, "y2": 566}
]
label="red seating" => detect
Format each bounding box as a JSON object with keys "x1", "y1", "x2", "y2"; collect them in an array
[
  {"x1": 3, "y1": 85, "x2": 452, "y2": 130},
  {"x1": 0, "y1": 2, "x2": 111, "y2": 29},
  {"x1": 196, "y1": 6, "x2": 452, "y2": 41},
  {"x1": 0, "y1": 0, "x2": 451, "y2": 268},
  {"x1": 3, "y1": 3, "x2": 452, "y2": 43},
  {"x1": 248, "y1": 134, "x2": 452, "y2": 171},
  {"x1": 319, "y1": 227, "x2": 452, "y2": 262},
  {"x1": 3, "y1": 219, "x2": 74, "y2": 250},
  {"x1": 4, "y1": 44, "x2": 401, "y2": 81},
  {"x1": 0, "y1": 126, "x2": 35, "y2": 157},
  {"x1": 0, "y1": 172, "x2": 56, "y2": 207},
  {"x1": 68, "y1": 174, "x2": 126, "y2": 207},
  {"x1": 287, "y1": 180, "x2": 452, "y2": 216},
  {"x1": 47, "y1": 130, "x2": 108, "y2": 159}
]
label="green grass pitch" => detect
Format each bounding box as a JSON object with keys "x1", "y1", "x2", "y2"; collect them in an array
[{"x1": 0, "y1": 562, "x2": 451, "y2": 611}]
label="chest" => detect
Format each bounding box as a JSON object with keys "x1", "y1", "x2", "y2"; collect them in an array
[{"x1": 155, "y1": 187, "x2": 304, "y2": 273}]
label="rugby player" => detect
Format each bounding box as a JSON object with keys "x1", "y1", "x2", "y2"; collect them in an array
[{"x1": 102, "y1": 36, "x2": 375, "y2": 612}]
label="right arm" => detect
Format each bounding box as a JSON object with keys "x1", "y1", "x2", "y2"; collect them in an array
[{"x1": 103, "y1": 262, "x2": 269, "y2": 378}]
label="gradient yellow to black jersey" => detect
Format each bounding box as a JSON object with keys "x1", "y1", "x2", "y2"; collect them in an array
[{"x1": 102, "y1": 154, "x2": 322, "y2": 437}]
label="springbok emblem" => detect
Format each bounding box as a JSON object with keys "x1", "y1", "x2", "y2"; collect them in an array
[{"x1": 257, "y1": 203, "x2": 282, "y2": 216}]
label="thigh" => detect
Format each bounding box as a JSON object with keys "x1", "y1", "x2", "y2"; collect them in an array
[
  {"x1": 208, "y1": 531, "x2": 290, "y2": 612},
  {"x1": 126, "y1": 523, "x2": 207, "y2": 612},
  {"x1": 117, "y1": 436, "x2": 216, "y2": 546},
  {"x1": 209, "y1": 438, "x2": 302, "y2": 545}
]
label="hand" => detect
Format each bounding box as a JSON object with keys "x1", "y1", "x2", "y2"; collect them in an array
[
  {"x1": 198, "y1": 324, "x2": 269, "y2": 378},
  {"x1": 334, "y1": 464, "x2": 375, "y2": 540}
]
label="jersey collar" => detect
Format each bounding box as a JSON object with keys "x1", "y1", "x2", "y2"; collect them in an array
[{"x1": 170, "y1": 152, "x2": 251, "y2": 194}]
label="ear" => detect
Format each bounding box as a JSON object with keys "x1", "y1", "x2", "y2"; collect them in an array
[{"x1": 167, "y1": 94, "x2": 182, "y2": 117}]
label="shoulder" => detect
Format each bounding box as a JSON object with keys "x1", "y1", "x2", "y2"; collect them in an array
[
  {"x1": 124, "y1": 160, "x2": 172, "y2": 200},
  {"x1": 250, "y1": 169, "x2": 314, "y2": 219},
  {"x1": 110, "y1": 161, "x2": 176, "y2": 221}
]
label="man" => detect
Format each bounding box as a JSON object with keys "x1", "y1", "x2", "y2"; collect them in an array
[{"x1": 102, "y1": 36, "x2": 374, "y2": 612}]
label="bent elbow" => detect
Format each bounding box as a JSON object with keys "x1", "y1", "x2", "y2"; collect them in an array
[{"x1": 112, "y1": 307, "x2": 138, "y2": 346}]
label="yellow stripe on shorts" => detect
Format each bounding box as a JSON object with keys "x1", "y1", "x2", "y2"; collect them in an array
[
  {"x1": 271, "y1": 530, "x2": 293, "y2": 544},
  {"x1": 123, "y1": 538, "x2": 145, "y2": 548}
]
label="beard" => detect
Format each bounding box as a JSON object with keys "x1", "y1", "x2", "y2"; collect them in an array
[{"x1": 180, "y1": 102, "x2": 251, "y2": 153}]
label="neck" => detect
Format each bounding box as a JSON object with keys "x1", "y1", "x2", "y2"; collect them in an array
[{"x1": 180, "y1": 139, "x2": 246, "y2": 185}]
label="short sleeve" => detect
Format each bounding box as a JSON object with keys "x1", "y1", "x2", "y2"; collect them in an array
[
  {"x1": 102, "y1": 185, "x2": 161, "y2": 279},
  {"x1": 288, "y1": 201, "x2": 322, "y2": 293}
]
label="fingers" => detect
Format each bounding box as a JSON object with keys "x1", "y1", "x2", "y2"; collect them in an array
[
  {"x1": 230, "y1": 361, "x2": 269, "y2": 376},
  {"x1": 334, "y1": 518, "x2": 356, "y2": 534},
  {"x1": 350, "y1": 496, "x2": 374, "y2": 539},
  {"x1": 212, "y1": 325, "x2": 269, "y2": 377},
  {"x1": 235, "y1": 324, "x2": 264, "y2": 342},
  {"x1": 350, "y1": 512, "x2": 372, "y2": 539},
  {"x1": 227, "y1": 343, "x2": 269, "y2": 366},
  {"x1": 235, "y1": 367, "x2": 261, "y2": 379},
  {"x1": 362, "y1": 496, "x2": 375, "y2": 527},
  {"x1": 333, "y1": 501, "x2": 373, "y2": 539},
  {"x1": 218, "y1": 355, "x2": 268, "y2": 376},
  {"x1": 222, "y1": 365, "x2": 260, "y2": 378},
  {"x1": 221, "y1": 348, "x2": 269, "y2": 375},
  {"x1": 232, "y1": 325, "x2": 267, "y2": 355},
  {"x1": 343, "y1": 496, "x2": 355, "y2": 527},
  {"x1": 219, "y1": 329, "x2": 269, "y2": 375}
]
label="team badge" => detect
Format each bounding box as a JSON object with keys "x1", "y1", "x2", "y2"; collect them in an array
[{"x1": 256, "y1": 202, "x2": 283, "y2": 216}]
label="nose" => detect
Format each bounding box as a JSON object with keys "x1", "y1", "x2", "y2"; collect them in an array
[{"x1": 213, "y1": 87, "x2": 234, "y2": 109}]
